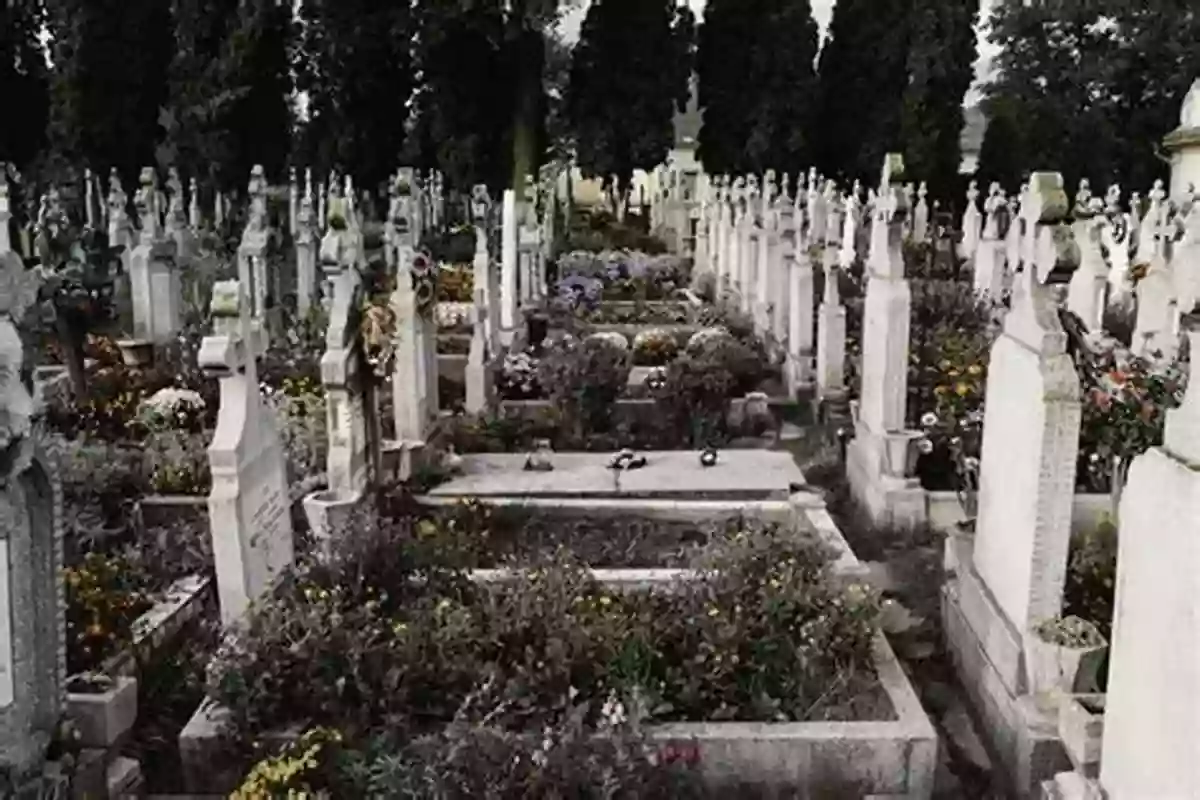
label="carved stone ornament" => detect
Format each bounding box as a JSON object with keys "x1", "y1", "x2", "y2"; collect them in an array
[{"x1": 411, "y1": 250, "x2": 437, "y2": 317}]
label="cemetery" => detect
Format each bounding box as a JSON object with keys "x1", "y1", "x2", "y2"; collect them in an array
[{"x1": 2, "y1": 7, "x2": 1200, "y2": 792}]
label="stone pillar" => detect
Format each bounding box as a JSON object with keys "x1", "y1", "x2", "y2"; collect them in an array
[
  {"x1": 754, "y1": 213, "x2": 772, "y2": 334},
  {"x1": 1163, "y1": 78, "x2": 1200, "y2": 200},
  {"x1": 1098, "y1": 321, "x2": 1200, "y2": 798},
  {"x1": 295, "y1": 196, "x2": 318, "y2": 319},
  {"x1": 846, "y1": 155, "x2": 925, "y2": 527},
  {"x1": 201, "y1": 280, "x2": 294, "y2": 628},
  {"x1": 500, "y1": 189, "x2": 519, "y2": 344},
  {"x1": 129, "y1": 167, "x2": 181, "y2": 344},
  {"x1": 784, "y1": 205, "x2": 814, "y2": 395},
  {"x1": 464, "y1": 287, "x2": 493, "y2": 414},
  {"x1": 471, "y1": 185, "x2": 499, "y2": 353}
]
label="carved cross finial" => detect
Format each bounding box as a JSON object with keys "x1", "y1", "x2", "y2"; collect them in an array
[
  {"x1": 1105, "y1": 184, "x2": 1122, "y2": 213},
  {"x1": 967, "y1": 180, "x2": 979, "y2": 206}
]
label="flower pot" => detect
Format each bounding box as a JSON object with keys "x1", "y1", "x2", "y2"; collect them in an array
[
  {"x1": 1025, "y1": 635, "x2": 1108, "y2": 696},
  {"x1": 66, "y1": 674, "x2": 139, "y2": 748},
  {"x1": 116, "y1": 339, "x2": 154, "y2": 367},
  {"x1": 1058, "y1": 694, "x2": 1105, "y2": 774}
]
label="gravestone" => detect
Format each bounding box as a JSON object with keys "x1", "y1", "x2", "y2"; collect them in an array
[
  {"x1": 238, "y1": 165, "x2": 272, "y2": 327},
  {"x1": 471, "y1": 185, "x2": 500, "y2": 353},
  {"x1": 943, "y1": 173, "x2": 1083, "y2": 794},
  {"x1": 303, "y1": 266, "x2": 375, "y2": 555},
  {"x1": 1098, "y1": 319, "x2": 1200, "y2": 798},
  {"x1": 129, "y1": 167, "x2": 180, "y2": 343},
  {"x1": 974, "y1": 184, "x2": 1009, "y2": 297},
  {"x1": 294, "y1": 193, "x2": 318, "y2": 318},
  {"x1": 846, "y1": 154, "x2": 924, "y2": 527},
  {"x1": 0, "y1": 256, "x2": 65, "y2": 786},
  {"x1": 1066, "y1": 198, "x2": 1108, "y2": 331},
  {"x1": 391, "y1": 175, "x2": 436, "y2": 442},
  {"x1": 201, "y1": 280, "x2": 294, "y2": 627},
  {"x1": 784, "y1": 198, "x2": 814, "y2": 394}
]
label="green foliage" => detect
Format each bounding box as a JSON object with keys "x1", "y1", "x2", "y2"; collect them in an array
[
  {"x1": 208, "y1": 519, "x2": 883, "y2": 747},
  {"x1": 901, "y1": 0, "x2": 978, "y2": 205},
  {"x1": 815, "y1": 0, "x2": 913, "y2": 183},
  {"x1": 295, "y1": 0, "x2": 415, "y2": 191},
  {"x1": 567, "y1": 0, "x2": 695, "y2": 195},
  {"x1": 45, "y1": 0, "x2": 173, "y2": 181},
  {"x1": 65, "y1": 552, "x2": 155, "y2": 674},
  {"x1": 0, "y1": 0, "x2": 51, "y2": 173},
  {"x1": 974, "y1": 94, "x2": 1026, "y2": 194},
  {"x1": 697, "y1": 0, "x2": 820, "y2": 174},
  {"x1": 982, "y1": 0, "x2": 1200, "y2": 191},
  {"x1": 536, "y1": 334, "x2": 630, "y2": 440},
  {"x1": 410, "y1": 0, "x2": 512, "y2": 192}
]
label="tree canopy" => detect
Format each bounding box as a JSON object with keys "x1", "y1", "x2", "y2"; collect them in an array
[
  {"x1": 979, "y1": 0, "x2": 1200, "y2": 192},
  {"x1": 567, "y1": 0, "x2": 694, "y2": 195},
  {"x1": 697, "y1": 0, "x2": 820, "y2": 176}
]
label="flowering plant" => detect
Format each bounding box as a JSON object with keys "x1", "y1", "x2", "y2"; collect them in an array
[
  {"x1": 631, "y1": 328, "x2": 678, "y2": 366},
  {"x1": 360, "y1": 294, "x2": 396, "y2": 378},
  {"x1": 65, "y1": 552, "x2": 155, "y2": 675},
  {"x1": 1075, "y1": 331, "x2": 1186, "y2": 494},
  {"x1": 554, "y1": 273, "x2": 603, "y2": 314},
  {"x1": 498, "y1": 350, "x2": 542, "y2": 399}
]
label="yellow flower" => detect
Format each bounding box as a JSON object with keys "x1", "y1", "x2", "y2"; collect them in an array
[
  {"x1": 954, "y1": 382, "x2": 969, "y2": 397},
  {"x1": 967, "y1": 364, "x2": 982, "y2": 376}
]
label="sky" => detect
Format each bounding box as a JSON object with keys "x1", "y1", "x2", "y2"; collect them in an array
[{"x1": 558, "y1": 0, "x2": 1000, "y2": 106}]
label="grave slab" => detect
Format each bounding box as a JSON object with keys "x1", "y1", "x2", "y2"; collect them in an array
[{"x1": 429, "y1": 450, "x2": 806, "y2": 500}]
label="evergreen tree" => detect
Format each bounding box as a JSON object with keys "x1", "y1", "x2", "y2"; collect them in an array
[
  {"x1": 697, "y1": 0, "x2": 820, "y2": 175},
  {"x1": 0, "y1": 0, "x2": 50, "y2": 173},
  {"x1": 295, "y1": 0, "x2": 414, "y2": 192},
  {"x1": 900, "y1": 0, "x2": 978, "y2": 206},
  {"x1": 973, "y1": 94, "x2": 1025, "y2": 194},
  {"x1": 45, "y1": 0, "x2": 174, "y2": 184},
  {"x1": 410, "y1": 0, "x2": 512, "y2": 192},
  {"x1": 815, "y1": 0, "x2": 914, "y2": 183},
  {"x1": 567, "y1": 0, "x2": 694, "y2": 206}
]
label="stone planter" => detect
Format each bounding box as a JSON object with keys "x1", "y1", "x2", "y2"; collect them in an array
[
  {"x1": 1057, "y1": 694, "x2": 1105, "y2": 775},
  {"x1": 302, "y1": 490, "x2": 364, "y2": 558},
  {"x1": 135, "y1": 493, "x2": 208, "y2": 532},
  {"x1": 101, "y1": 574, "x2": 214, "y2": 678},
  {"x1": 116, "y1": 339, "x2": 154, "y2": 367},
  {"x1": 66, "y1": 675, "x2": 139, "y2": 748},
  {"x1": 1025, "y1": 635, "x2": 1108, "y2": 696},
  {"x1": 882, "y1": 431, "x2": 925, "y2": 479}
]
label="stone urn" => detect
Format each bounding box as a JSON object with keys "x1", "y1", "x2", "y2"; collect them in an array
[
  {"x1": 882, "y1": 430, "x2": 925, "y2": 479},
  {"x1": 1026, "y1": 617, "x2": 1108, "y2": 696},
  {"x1": 116, "y1": 339, "x2": 154, "y2": 367}
]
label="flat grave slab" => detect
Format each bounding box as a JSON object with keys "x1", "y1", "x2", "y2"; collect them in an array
[{"x1": 429, "y1": 450, "x2": 806, "y2": 500}]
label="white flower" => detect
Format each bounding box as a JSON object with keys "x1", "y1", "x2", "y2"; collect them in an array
[
  {"x1": 919, "y1": 411, "x2": 938, "y2": 427},
  {"x1": 917, "y1": 437, "x2": 934, "y2": 454}
]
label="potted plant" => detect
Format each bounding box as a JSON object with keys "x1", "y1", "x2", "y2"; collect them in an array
[{"x1": 1027, "y1": 615, "x2": 1107, "y2": 696}]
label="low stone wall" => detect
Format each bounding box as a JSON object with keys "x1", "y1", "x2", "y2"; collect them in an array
[{"x1": 926, "y1": 491, "x2": 1112, "y2": 535}]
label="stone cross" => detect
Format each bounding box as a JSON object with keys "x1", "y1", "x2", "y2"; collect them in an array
[
  {"x1": 135, "y1": 167, "x2": 161, "y2": 243},
  {"x1": 200, "y1": 279, "x2": 294, "y2": 627},
  {"x1": 0, "y1": 252, "x2": 64, "y2": 783}
]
